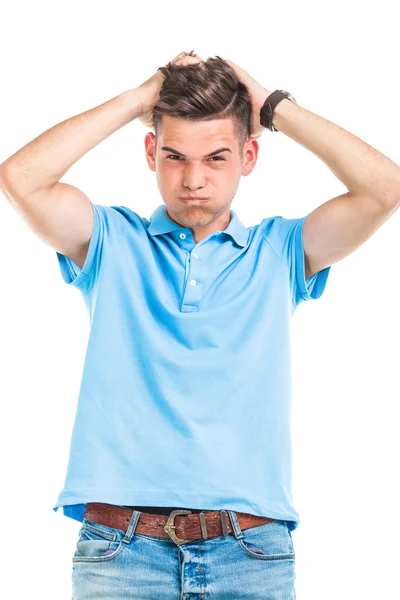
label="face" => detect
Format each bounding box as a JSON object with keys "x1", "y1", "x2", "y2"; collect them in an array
[{"x1": 145, "y1": 115, "x2": 259, "y2": 243}]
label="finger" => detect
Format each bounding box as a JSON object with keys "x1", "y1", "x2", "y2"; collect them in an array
[
  {"x1": 185, "y1": 57, "x2": 205, "y2": 65},
  {"x1": 225, "y1": 59, "x2": 241, "y2": 73},
  {"x1": 182, "y1": 54, "x2": 205, "y2": 65},
  {"x1": 176, "y1": 51, "x2": 204, "y2": 63},
  {"x1": 167, "y1": 52, "x2": 205, "y2": 69},
  {"x1": 169, "y1": 51, "x2": 190, "y2": 65}
]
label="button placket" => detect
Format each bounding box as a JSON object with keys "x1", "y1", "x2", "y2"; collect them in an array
[
  {"x1": 187, "y1": 249, "x2": 201, "y2": 300},
  {"x1": 181, "y1": 239, "x2": 203, "y2": 310}
]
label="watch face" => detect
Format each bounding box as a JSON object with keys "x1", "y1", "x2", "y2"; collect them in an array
[{"x1": 279, "y1": 90, "x2": 297, "y2": 104}]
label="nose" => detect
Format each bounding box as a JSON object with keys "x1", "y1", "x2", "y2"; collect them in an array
[{"x1": 182, "y1": 163, "x2": 207, "y2": 190}]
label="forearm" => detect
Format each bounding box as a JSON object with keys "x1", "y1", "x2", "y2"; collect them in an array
[
  {"x1": 267, "y1": 94, "x2": 400, "y2": 204},
  {"x1": 0, "y1": 88, "x2": 143, "y2": 197}
]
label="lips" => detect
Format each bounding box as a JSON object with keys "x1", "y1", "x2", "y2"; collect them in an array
[{"x1": 180, "y1": 197, "x2": 209, "y2": 201}]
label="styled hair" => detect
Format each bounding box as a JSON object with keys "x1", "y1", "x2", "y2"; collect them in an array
[{"x1": 152, "y1": 51, "x2": 251, "y2": 154}]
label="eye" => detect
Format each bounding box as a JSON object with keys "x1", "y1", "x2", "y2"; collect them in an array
[{"x1": 166, "y1": 155, "x2": 225, "y2": 161}]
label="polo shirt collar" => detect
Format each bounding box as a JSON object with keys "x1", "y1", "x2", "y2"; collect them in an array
[{"x1": 148, "y1": 204, "x2": 249, "y2": 247}]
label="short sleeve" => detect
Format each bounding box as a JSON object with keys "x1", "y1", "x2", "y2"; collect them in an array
[
  {"x1": 56, "y1": 202, "x2": 129, "y2": 294},
  {"x1": 262, "y1": 214, "x2": 331, "y2": 308}
]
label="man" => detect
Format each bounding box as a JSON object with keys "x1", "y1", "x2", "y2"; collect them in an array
[{"x1": 1, "y1": 50, "x2": 399, "y2": 599}]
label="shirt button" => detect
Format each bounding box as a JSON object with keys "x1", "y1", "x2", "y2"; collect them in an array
[
  {"x1": 193, "y1": 252, "x2": 199, "y2": 259},
  {"x1": 189, "y1": 279, "x2": 197, "y2": 286},
  {"x1": 179, "y1": 233, "x2": 186, "y2": 239}
]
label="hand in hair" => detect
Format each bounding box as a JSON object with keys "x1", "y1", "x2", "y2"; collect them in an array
[
  {"x1": 137, "y1": 51, "x2": 205, "y2": 129},
  {"x1": 224, "y1": 59, "x2": 272, "y2": 139}
]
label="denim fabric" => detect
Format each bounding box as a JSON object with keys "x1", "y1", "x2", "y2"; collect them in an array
[{"x1": 72, "y1": 509, "x2": 296, "y2": 599}]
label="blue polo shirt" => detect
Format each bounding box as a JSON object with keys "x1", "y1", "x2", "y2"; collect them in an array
[{"x1": 53, "y1": 201, "x2": 331, "y2": 532}]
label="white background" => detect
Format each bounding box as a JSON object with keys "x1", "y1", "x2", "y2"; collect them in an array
[{"x1": 1, "y1": 1, "x2": 399, "y2": 598}]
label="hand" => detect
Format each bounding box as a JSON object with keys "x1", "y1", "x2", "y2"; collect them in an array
[
  {"x1": 136, "y1": 51, "x2": 205, "y2": 129},
  {"x1": 224, "y1": 59, "x2": 271, "y2": 139}
]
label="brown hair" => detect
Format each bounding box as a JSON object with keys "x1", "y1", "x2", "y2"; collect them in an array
[{"x1": 152, "y1": 51, "x2": 251, "y2": 154}]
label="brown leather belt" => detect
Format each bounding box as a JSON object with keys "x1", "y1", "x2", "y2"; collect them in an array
[{"x1": 84, "y1": 502, "x2": 278, "y2": 544}]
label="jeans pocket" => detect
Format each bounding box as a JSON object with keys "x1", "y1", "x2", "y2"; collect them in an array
[
  {"x1": 72, "y1": 519, "x2": 126, "y2": 563},
  {"x1": 236, "y1": 521, "x2": 296, "y2": 561}
]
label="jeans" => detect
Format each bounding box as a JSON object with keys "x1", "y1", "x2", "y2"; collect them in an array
[{"x1": 71, "y1": 508, "x2": 296, "y2": 599}]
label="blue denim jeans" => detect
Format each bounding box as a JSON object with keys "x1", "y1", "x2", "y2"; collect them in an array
[{"x1": 72, "y1": 509, "x2": 296, "y2": 599}]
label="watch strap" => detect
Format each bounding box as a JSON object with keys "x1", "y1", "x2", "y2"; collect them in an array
[{"x1": 259, "y1": 90, "x2": 297, "y2": 132}]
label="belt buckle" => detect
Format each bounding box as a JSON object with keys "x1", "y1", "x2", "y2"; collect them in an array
[{"x1": 164, "y1": 509, "x2": 192, "y2": 544}]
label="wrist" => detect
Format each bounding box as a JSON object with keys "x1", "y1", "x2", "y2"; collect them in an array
[
  {"x1": 122, "y1": 88, "x2": 145, "y2": 120},
  {"x1": 256, "y1": 89, "x2": 273, "y2": 121},
  {"x1": 137, "y1": 72, "x2": 164, "y2": 115},
  {"x1": 259, "y1": 89, "x2": 273, "y2": 104}
]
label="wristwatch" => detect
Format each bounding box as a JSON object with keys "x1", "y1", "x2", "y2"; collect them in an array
[{"x1": 259, "y1": 90, "x2": 297, "y2": 132}]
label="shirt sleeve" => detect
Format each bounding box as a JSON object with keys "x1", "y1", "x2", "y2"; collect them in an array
[
  {"x1": 55, "y1": 202, "x2": 129, "y2": 294},
  {"x1": 262, "y1": 213, "x2": 331, "y2": 308}
]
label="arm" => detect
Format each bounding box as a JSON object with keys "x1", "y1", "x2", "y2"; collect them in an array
[
  {"x1": 271, "y1": 97, "x2": 400, "y2": 206},
  {"x1": 225, "y1": 59, "x2": 400, "y2": 279},
  {"x1": 0, "y1": 89, "x2": 142, "y2": 198},
  {"x1": 270, "y1": 97, "x2": 400, "y2": 278},
  {"x1": 0, "y1": 51, "x2": 201, "y2": 270},
  {"x1": 0, "y1": 89, "x2": 143, "y2": 269}
]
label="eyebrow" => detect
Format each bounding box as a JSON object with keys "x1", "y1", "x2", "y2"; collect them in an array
[{"x1": 161, "y1": 146, "x2": 232, "y2": 158}]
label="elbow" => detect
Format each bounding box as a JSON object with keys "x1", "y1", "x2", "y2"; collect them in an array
[{"x1": 0, "y1": 162, "x2": 33, "y2": 202}]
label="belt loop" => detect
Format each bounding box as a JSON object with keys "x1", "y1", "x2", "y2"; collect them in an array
[
  {"x1": 199, "y1": 512, "x2": 208, "y2": 540},
  {"x1": 219, "y1": 510, "x2": 229, "y2": 537},
  {"x1": 227, "y1": 510, "x2": 244, "y2": 540},
  {"x1": 121, "y1": 509, "x2": 141, "y2": 545}
]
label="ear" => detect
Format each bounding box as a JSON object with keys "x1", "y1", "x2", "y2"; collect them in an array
[
  {"x1": 241, "y1": 137, "x2": 259, "y2": 177},
  {"x1": 144, "y1": 132, "x2": 157, "y2": 172}
]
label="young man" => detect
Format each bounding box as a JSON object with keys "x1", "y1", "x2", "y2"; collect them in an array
[{"x1": 1, "y1": 50, "x2": 399, "y2": 598}]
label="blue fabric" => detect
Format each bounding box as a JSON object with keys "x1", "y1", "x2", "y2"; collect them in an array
[
  {"x1": 71, "y1": 510, "x2": 296, "y2": 598},
  {"x1": 54, "y1": 202, "x2": 331, "y2": 532}
]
